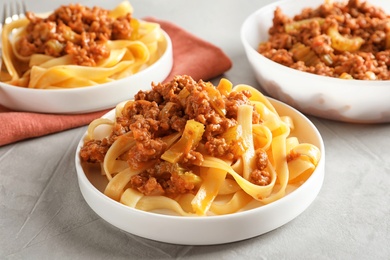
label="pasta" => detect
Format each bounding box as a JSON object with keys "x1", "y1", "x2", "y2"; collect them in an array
[
  {"x1": 79, "y1": 75, "x2": 321, "y2": 216},
  {"x1": 1, "y1": 1, "x2": 165, "y2": 89}
]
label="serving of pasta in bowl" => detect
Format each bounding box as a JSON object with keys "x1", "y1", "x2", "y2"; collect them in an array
[
  {"x1": 74, "y1": 75, "x2": 325, "y2": 245},
  {"x1": 241, "y1": 0, "x2": 390, "y2": 123},
  {"x1": 0, "y1": 1, "x2": 172, "y2": 113}
]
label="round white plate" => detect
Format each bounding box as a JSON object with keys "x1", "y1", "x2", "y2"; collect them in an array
[
  {"x1": 0, "y1": 30, "x2": 173, "y2": 114},
  {"x1": 74, "y1": 98, "x2": 325, "y2": 245}
]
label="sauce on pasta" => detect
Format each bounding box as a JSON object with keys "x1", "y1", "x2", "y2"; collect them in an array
[
  {"x1": 79, "y1": 75, "x2": 321, "y2": 216},
  {"x1": 1, "y1": 1, "x2": 165, "y2": 88},
  {"x1": 258, "y1": 0, "x2": 390, "y2": 80}
]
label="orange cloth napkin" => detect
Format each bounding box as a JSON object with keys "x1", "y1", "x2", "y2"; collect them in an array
[{"x1": 0, "y1": 17, "x2": 232, "y2": 146}]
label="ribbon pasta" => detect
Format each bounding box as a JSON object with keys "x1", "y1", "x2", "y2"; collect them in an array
[
  {"x1": 80, "y1": 77, "x2": 321, "y2": 216},
  {"x1": 1, "y1": 1, "x2": 165, "y2": 89}
]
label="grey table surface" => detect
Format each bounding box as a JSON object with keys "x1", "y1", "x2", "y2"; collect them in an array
[{"x1": 1, "y1": 0, "x2": 389, "y2": 259}]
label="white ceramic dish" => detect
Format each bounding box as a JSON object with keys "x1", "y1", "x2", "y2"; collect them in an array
[
  {"x1": 74, "y1": 98, "x2": 325, "y2": 245},
  {"x1": 0, "y1": 30, "x2": 172, "y2": 114},
  {"x1": 241, "y1": 0, "x2": 390, "y2": 123}
]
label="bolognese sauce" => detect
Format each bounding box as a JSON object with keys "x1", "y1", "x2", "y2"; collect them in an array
[
  {"x1": 80, "y1": 75, "x2": 271, "y2": 198},
  {"x1": 258, "y1": 0, "x2": 390, "y2": 80},
  {"x1": 17, "y1": 4, "x2": 133, "y2": 66}
]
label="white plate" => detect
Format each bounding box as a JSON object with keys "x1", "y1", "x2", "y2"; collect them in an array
[
  {"x1": 74, "y1": 98, "x2": 325, "y2": 245},
  {"x1": 241, "y1": 0, "x2": 390, "y2": 123},
  {"x1": 0, "y1": 30, "x2": 172, "y2": 114}
]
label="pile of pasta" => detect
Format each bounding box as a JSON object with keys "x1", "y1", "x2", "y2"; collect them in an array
[
  {"x1": 80, "y1": 76, "x2": 321, "y2": 216},
  {"x1": 1, "y1": 1, "x2": 165, "y2": 89}
]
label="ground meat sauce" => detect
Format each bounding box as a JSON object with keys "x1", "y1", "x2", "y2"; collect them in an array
[
  {"x1": 80, "y1": 75, "x2": 268, "y2": 197},
  {"x1": 17, "y1": 4, "x2": 132, "y2": 66},
  {"x1": 258, "y1": 0, "x2": 390, "y2": 80}
]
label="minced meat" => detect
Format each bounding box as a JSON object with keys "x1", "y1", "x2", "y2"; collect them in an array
[
  {"x1": 80, "y1": 75, "x2": 266, "y2": 196},
  {"x1": 258, "y1": 0, "x2": 390, "y2": 80},
  {"x1": 17, "y1": 4, "x2": 132, "y2": 66}
]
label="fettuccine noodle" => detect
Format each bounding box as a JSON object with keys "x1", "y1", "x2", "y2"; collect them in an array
[
  {"x1": 1, "y1": 1, "x2": 165, "y2": 89},
  {"x1": 79, "y1": 75, "x2": 321, "y2": 216}
]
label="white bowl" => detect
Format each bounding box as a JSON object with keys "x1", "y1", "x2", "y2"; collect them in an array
[
  {"x1": 74, "y1": 98, "x2": 325, "y2": 245},
  {"x1": 0, "y1": 30, "x2": 172, "y2": 114},
  {"x1": 241, "y1": 0, "x2": 390, "y2": 123}
]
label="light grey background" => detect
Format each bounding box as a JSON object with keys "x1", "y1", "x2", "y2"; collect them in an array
[{"x1": 1, "y1": 0, "x2": 389, "y2": 259}]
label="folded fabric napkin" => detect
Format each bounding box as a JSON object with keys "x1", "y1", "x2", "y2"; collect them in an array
[{"x1": 0, "y1": 17, "x2": 232, "y2": 146}]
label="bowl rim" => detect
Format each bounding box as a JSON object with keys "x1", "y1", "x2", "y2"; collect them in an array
[
  {"x1": 74, "y1": 97, "x2": 326, "y2": 222},
  {"x1": 0, "y1": 29, "x2": 173, "y2": 93},
  {"x1": 240, "y1": 0, "x2": 390, "y2": 86}
]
